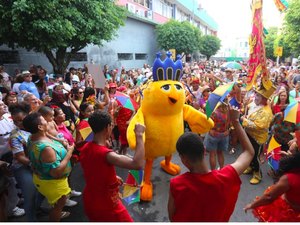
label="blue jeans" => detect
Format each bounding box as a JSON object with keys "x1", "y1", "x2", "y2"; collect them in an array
[{"x1": 13, "y1": 165, "x2": 43, "y2": 221}]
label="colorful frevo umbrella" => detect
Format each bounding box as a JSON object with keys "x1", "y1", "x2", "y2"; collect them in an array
[
  {"x1": 266, "y1": 135, "x2": 282, "y2": 172},
  {"x1": 115, "y1": 91, "x2": 139, "y2": 111},
  {"x1": 205, "y1": 82, "x2": 235, "y2": 118},
  {"x1": 78, "y1": 120, "x2": 94, "y2": 142},
  {"x1": 221, "y1": 61, "x2": 244, "y2": 70},
  {"x1": 122, "y1": 170, "x2": 143, "y2": 205},
  {"x1": 284, "y1": 99, "x2": 300, "y2": 124}
]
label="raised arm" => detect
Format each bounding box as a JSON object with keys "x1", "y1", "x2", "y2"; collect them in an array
[
  {"x1": 107, "y1": 123, "x2": 145, "y2": 170},
  {"x1": 230, "y1": 106, "x2": 255, "y2": 175}
]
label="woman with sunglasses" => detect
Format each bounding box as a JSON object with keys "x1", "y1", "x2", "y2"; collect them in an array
[{"x1": 71, "y1": 87, "x2": 84, "y2": 112}]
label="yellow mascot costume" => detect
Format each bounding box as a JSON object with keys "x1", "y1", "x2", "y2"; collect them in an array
[{"x1": 127, "y1": 52, "x2": 214, "y2": 201}]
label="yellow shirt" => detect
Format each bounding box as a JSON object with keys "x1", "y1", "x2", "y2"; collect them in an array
[{"x1": 242, "y1": 103, "x2": 273, "y2": 145}]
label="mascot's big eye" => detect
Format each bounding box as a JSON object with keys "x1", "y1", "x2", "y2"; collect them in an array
[
  {"x1": 174, "y1": 84, "x2": 182, "y2": 90},
  {"x1": 161, "y1": 84, "x2": 171, "y2": 91}
]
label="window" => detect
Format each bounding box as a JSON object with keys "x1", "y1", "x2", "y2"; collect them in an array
[
  {"x1": 118, "y1": 53, "x2": 133, "y2": 60},
  {"x1": 0, "y1": 50, "x2": 20, "y2": 64},
  {"x1": 67, "y1": 52, "x2": 87, "y2": 61},
  {"x1": 134, "y1": 0, "x2": 150, "y2": 8},
  {"x1": 154, "y1": 0, "x2": 172, "y2": 18},
  {"x1": 245, "y1": 42, "x2": 248, "y2": 47},
  {"x1": 135, "y1": 53, "x2": 148, "y2": 60}
]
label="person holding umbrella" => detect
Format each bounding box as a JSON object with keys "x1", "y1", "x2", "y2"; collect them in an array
[{"x1": 112, "y1": 87, "x2": 138, "y2": 155}]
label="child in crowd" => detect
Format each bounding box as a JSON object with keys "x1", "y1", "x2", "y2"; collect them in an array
[
  {"x1": 113, "y1": 99, "x2": 136, "y2": 155},
  {"x1": 168, "y1": 106, "x2": 254, "y2": 222},
  {"x1": 38, "y1": 106, "x2": 68, "y2": 146},
  {"x1": 75, "y1": 103, "x2": 94, "y2": 143},
  {"x1": 79, "y1": 111, "x2": 145, "y2": 222}
]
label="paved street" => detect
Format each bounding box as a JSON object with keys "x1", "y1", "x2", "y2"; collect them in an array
[{"x1": 10, "y1": 145, "x2": 273, "y2": 222}]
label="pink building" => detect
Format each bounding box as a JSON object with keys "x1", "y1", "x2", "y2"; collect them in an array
[{"x1": 117, "y1": 0, "x2": 218, "y2": 36}]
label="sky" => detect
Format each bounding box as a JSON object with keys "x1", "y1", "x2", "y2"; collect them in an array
[{"x1": 201, "y1": 0, "x2": 282, "y2": 41}]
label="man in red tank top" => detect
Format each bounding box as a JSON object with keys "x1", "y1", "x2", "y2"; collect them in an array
[{"x1": 168, "y1": 106, "x2": 255, "y2": 222}]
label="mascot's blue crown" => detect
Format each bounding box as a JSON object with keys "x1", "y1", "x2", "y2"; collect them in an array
[{"x1": 152, "y1": 51, "x2": 183, "y2": 82}]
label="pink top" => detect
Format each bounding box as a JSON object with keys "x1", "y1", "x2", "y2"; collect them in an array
[{"x1": 57, "y1": 123, "x2": 75, "y2": 145}]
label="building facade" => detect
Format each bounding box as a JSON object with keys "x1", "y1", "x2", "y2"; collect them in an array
[{"x1": 0, "y1": 0, "x2": 218, "y2": 75}]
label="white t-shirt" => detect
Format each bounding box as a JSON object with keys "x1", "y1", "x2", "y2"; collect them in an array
[{"x1": 0, "y1": 113, "x2": 15, "y2": 157}]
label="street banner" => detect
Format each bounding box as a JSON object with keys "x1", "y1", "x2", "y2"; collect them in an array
[
  {"x1": 247, "y1": 0, "x2": 272, "y2": 91},
  {"x1": 86, "y1": 64, "x2": 105, "y2": 89},
  {"x1": 275, "y1": 47, "x2": 283, "y2": 57}
]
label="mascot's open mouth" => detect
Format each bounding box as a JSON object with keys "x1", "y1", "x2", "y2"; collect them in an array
[{"x1": 169, "y1": 97, "x2": 177, "y2": 104}]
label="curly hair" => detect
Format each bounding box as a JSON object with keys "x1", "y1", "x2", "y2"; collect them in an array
[
  {"x1": 176, "y1": 132, "x2": 205, "y2": 163},
  {"x1": 88, "y1": 111, "x2": 112, "y2": 134},
  {"x1": 277, "y1": 152, "x2": 300, "y2": 176}
]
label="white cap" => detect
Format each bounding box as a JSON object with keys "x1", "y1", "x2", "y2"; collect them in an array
[{"x1": 72, "y1": 75, "x2": 80, "y2": 83}]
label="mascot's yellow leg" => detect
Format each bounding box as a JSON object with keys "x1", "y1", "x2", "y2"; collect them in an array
[
  {"x1": 160, "y1": 155, "x2": 181, "y2": 176},
  {"x1": 141, "y1": 159, "x2": 153, "y2": 201}
]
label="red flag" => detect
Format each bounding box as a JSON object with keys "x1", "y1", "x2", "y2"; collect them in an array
[{"x1": 247, "y1": 0, "x2": 272, "y2": 91}]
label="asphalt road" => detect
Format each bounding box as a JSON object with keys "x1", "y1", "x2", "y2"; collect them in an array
[{"x1": 10, "y1": 146, "x2": 273, "y2": 222}]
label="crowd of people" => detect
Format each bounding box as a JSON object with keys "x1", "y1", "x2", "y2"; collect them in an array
[{"x1": 0, "y1": 59, "x2": 299, "y2": 222}]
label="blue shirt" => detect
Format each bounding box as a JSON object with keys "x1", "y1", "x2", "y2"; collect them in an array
[{"x1": 19, "y1": 81, "x2": 40, "y2": 99}]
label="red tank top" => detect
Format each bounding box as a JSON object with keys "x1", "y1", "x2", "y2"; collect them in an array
[{"x1": 170, "y1": 165, "x2": 241, "y2": 222}]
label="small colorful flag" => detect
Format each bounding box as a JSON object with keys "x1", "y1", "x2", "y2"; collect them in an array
[
  {"x1": 266, "y1": 135, "x2": 282, "y2": 172},
  {"x1": 78, "y1": 121, "x2": 94, "y2": 142}
]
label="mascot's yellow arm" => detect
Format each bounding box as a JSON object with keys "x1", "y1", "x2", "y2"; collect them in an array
[
  {"x1": 127, "y1": 109, "x2": 145, "y2": 150},
  {"x1": 183, "y1": 104, "x2": 214, "y2": 133}
]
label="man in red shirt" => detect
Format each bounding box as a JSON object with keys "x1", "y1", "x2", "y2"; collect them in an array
[{"x1": 168, "y1": 106, "x2": 255, "y2": 222}]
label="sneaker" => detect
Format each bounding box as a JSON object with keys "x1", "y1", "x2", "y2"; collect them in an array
[
  {"x1": 61, "y1": 211, "x2": 70, "y2": 219},
  {"x1": 9, "y1": 206, "x2": 25, "y2": 217},
  {"x1": 65, "y1": 199, "x2": 78, "y2": 207},
  {"x1": 70, "y1": 190, "x2": 82, "y2": 197}
]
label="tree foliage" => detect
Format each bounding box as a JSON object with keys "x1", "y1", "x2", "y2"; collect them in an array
[
  {"x1": 199, "y1": 35, "x2": 221, "y2": 60},
  {"x1": 264, "y1": 27, "x2": 278, "y2": 61},
  {"x1": 274, "y1": 34, "x2": 292, "y2": 60},
  {"x1": 0, "y1": 0, "x2": 126, "y2": 74},
  {"x1": 156, "y1": 20, "x2": 202, "y2": 55},
  {"x1": 283, "y1": 0, "x2": 300, "y2": 57}
]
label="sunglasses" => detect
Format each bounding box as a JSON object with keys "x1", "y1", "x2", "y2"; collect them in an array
[
  {"x1": 72, "y1": 82, "x2": 78, "y2": 84},
  {"x1": 78, "y1": 92, "x2": 84, "y2": 94}
]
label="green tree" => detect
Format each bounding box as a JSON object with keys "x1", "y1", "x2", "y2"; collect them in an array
[
  {"x1": 199, "y1": 35, "x2": 221, "y2": 60},
  {"x1": 0, "y1": 0, "x2": 126, "y2": 74},
  {"x1": 264, "y1": 27, "x2": 278, "y2": 61},
  {"x1": 274, "y1": 34, "x2": 292, "y2": 60},
  {"x1": 156, "y1": 20, "x2": 202, "y2": 56},
  {"x1": 283, "y1": 0, "x2": 300, "y2": 57}
]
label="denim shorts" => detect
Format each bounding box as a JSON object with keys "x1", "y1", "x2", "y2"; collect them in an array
[{"x1": 204, "y1": 133, "x2": 229, "y2": 152}]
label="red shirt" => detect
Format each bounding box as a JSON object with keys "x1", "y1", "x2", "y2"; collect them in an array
[
  {"x1": 79, "y1": 142, "x2": 133, "y2": 222},
  {"x1": 170, "y1": 165, "x2": 241, "y2": 222},
  {"x1": 286, "y1": 169, "x2": 300, "y2": 205}
]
